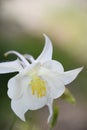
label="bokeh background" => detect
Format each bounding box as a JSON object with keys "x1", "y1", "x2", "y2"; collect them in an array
[{"x1": 0, "y1": 0, "x2": 87, "y2": 130}]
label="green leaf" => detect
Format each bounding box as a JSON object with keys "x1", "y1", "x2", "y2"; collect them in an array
[
  {"x1": 49, "y1": 106, "x2": 59, "y2": 129},
  {"x1": 61, "y1": 88, "x2": 76, "y2": 104}
]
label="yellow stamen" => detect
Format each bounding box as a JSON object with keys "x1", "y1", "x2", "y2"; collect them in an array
[{"x1": 30, "y1": 77, "x2": 46, "y2": 98}]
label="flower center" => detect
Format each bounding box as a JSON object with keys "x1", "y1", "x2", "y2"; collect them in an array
[{"x1": 30, "y1": 76, "x2": 46, "y2": 98}]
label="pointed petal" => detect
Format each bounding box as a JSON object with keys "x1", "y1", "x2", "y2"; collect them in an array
[
  {"x1": 5, "y1": 50, "x2": 29, "y2": 66},
  {"x1": 43, "y1": 60, "x2": 64, "y2": 72},
  {"x1": 36, "y1": 34, "x2": 53, "y2": 63},
  {"x1": 0, "y1": 59, "x2": 23, "y2": 74},
  {"x1": 59, "y1": 67, "x2": 83, "y2": 85}
]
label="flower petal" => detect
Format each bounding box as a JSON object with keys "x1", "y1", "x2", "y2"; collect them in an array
[
  {"x1": 25, "y1": 87, "x2": 47, "y2": 110},
  {"x1": 8, "y1": 74, "x2": 47, "y2": 121},
  {"x1": 11, "y1": 99, "x2": 27, "y2": 121},
  {"x1": 0, "y1": 59, "x2": 23, "y2": 74},
  {"x1": 43, "y1": 60, "x2": 64, "y2": 72},
  {"x1": 39, "y1": 67, "x2": 65, "y2": 99},
  {"x1": 46, "y1": 76, "x2": 65, "y2": 99},
  {"x1": 7, "y1": 74, "x2": 24, "y2": 99},
  {"x1": 24, "y1": 54, "x2": 35, "y2": 63},
  {"x1": 36, "y1": 34, "x2": 53, "y2": 63},
  {"x1": 8, "y1": 73, "x2": 31, "y2": 121},
  {"x1": 5, "y1": 50, "x2": 29, "y2": 66},
  {"x1": 59, "y1": 67, "x2": 83, "y2": 85},
  {"x1": 11, "y1": 90, "x2": 47, "y2": 121},
  {"x1": 11, "y1": 88, "x2": 47, "y2": 121}
]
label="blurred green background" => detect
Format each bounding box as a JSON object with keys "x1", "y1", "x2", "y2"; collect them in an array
[{"x1": 0, "y1": 0, "x2": 87, "y2": 130}]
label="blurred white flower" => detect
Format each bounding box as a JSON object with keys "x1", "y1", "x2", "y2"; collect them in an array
[{"x1": 0, "y1": 34, "x2": 83, "y2": 122}]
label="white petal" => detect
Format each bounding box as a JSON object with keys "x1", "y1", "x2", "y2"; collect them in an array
[
  {"x1": 59, "y1": 67, "x2": 83, "y2": 85},
  {"x1": 11, "y1": 99, "x2": 27, "y2": 121},
  {"x1": 25, "y1": 87, "x2": 47, "y2": 110},
  {"x1": 11, "y1": 91, "x2": 47, "y2": 121},
  {"x1": 43, "y1": 60, "x2": 64, "y2": 72},
  {"x1": 46, "y1": 76, "x2": 65, "y2": 99},
  {"x1": 8, "y1": 74, "x2": 30, "y2": 121},
  {"x1": 24, "y1": 54, "x2": 35, "y2": 63},
  {"x1": 39, "y1": 67, "x2": 65, "y2": 99},
  {"x1": 11, "y1": 88, "x2": 47, "y2": 121},
  {"x1": 8, "y1": 74, "x2": 47, "y2": 121},
  {"x1": 0, "y1": 59, "x2": 23, "y2": 74},
  {"x1": 7, "y1": 74, "x2": 24, "y2": 99},
  {"x1": 5, "y1": 50, "x2": 29, "y2": 66},
  {"x1": 36, "y1": 34, "x2": 53, "y2": 63}
]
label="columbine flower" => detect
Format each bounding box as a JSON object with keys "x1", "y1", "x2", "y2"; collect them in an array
[{"x1": 0, "y1": 34, "x2": 83, "y2": 122}]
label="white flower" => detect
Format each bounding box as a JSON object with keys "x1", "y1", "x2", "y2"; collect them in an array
[{"x1": 0, "y1": 34, "x2": 83, "y2": 122}]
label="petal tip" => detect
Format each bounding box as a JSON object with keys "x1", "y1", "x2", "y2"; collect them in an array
[
  {"x1": 76, "y1": 66, "x2": 84, "y2": 74},
  {"x1": 62, "y1": 66, "x2": 83, "y2": 85},
  {"x1": 43, "y1": 33, "x2": 50, "y2": 41},
  {"x1": 79, "y1": 66, "x2": 84, "y2": 71},
  {"x1": 43, "y1": 33, "x2": 47, "y2": 38},
  {"x1": 4, "y1": 50, "x2": 14, "y2": 57},
  {"x1": 21, "y1": 117, "x2": 26, "y2": 122},
  {"x1": 4, "y1": 52, "x2": 8, "y2": 57}
]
